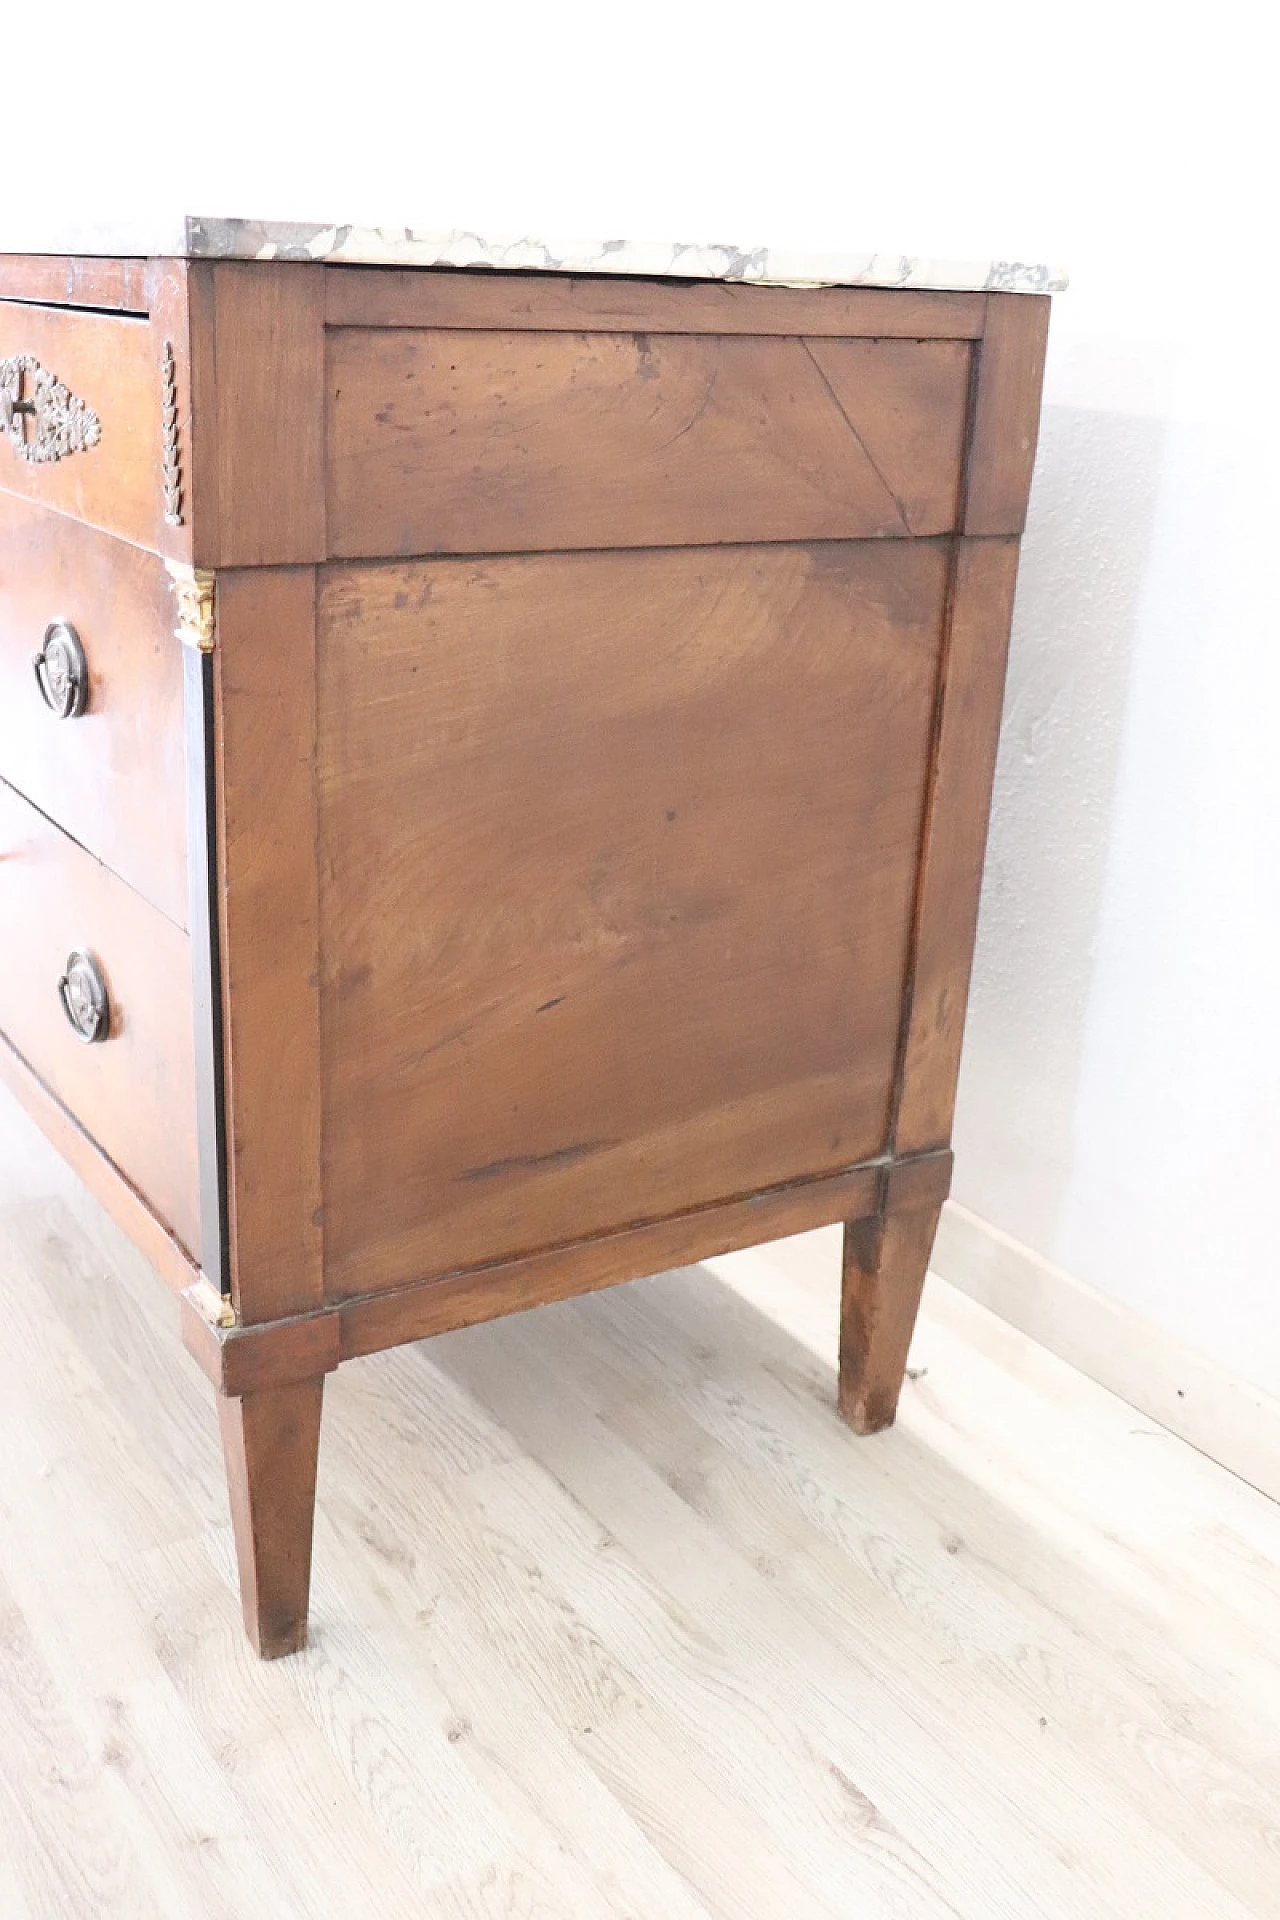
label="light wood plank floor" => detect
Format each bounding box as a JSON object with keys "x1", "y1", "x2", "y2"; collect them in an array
[{"x1": 2, "y1": 1082, "x2": 1278, "y2": 1919}]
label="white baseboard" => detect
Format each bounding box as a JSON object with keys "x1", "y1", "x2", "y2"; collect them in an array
[{"x1": 932, "y1": 1200, "x2": 1280, "y2": 1506}]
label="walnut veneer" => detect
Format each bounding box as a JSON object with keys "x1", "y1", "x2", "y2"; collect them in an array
[{"x1": 0, "y1": 256, "x2": 1048, "y2": 1655}]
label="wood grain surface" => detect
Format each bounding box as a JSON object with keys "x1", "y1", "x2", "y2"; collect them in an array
[
  {"x1": 0, "y1": 780, "x2": 199, "y2": 1254},
  {"x1": 0, "y1": 300, "x2": 163, "y2": 550},
  {"x1": 181, "y1": 264, "x2": 327, "y2": 569},
  {"x1": 0, "y1": 491, "x2": 187, "y2": 926},
  {"x1": 318, "y1": 540, "x2": 949, "y2": 1294},
  {"x1": 184, "y1": 1293, "x2": 341, "y2": 1398},
  {"x1": 218, "y1": 1380, "x2": 325, "y2": 1658},
  {"x1": 327, "y1": 329, "x2": 972, "y2": 555},
  {"x1": 839, "y1": 1198, "x2": 947, "y2": 1433},
  {"x1": 336, "y1": 1158, "x2": 891, "y2": 1356},
  {"x1": 895, "y1": 537, "x2": 1023, "y2": 1157},
  {"x1": 0, "y1": 254, "x2": 150, "y2": 312},
  {"x1": 963, "y1": 294, "x2": 1051, "y2": 535},
  {"x1": 142, "y1": 259, "x2": 203, "y2": 574},
  {"x1": 185, "y1": 1152, "x2": 951, "y2": 1376},
  {"x1": 212, "y1": 569, "x2": 324, "y2": 1323},
  {"x1": 324, "y1": 267, "x2": 988, "y2": 338}
]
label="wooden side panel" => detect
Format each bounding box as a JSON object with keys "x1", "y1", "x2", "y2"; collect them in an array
[
  {"x1": 184, "y1": 263, "x2": 326, "y2": 569},
  {"x1": 317, "y1": 540, "x2": 950, "y2": 1296},
  {"x1": 963, "y1": 294, "x2": 1051, "y2": 535},
  {"x1": 214, "y1": 569, "x2": 324, "y2": 1321},
  {"x1": 0, "y1": 780, "x2": 200, "y2": 1254},
  {"x1": 186, "y1": 1148, "x2": 951, "y2": 1373},
  {"x1": 0, "y1": 302, "x2": 161, "y2": 549},
  {"x1": 803, "y1": 338, "x2": 974, "y2": 535},
  {"x1": 340, "y1": 1162, "x2": 887, "y2": 1352},
  {"x1": 324, "y1": 269, "x2": 988, "y2": 338},
  {"x1": 894, "y1": 538, "x2": 1022, "y2": 1155},
  {"x1": 0, "y1": 492, "x2": 187, "y2": 927},
  {"x1": 327, "y1": 329, "x2": 972, "y2": 556}
]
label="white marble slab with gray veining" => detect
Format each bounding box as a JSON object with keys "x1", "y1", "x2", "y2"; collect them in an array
[{"x1": 3, "y1": 214, "x2": 1066, "y2": 294}]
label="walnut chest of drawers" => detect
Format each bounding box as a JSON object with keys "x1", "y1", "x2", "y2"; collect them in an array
[{"x1": 0, "y1": 237, "x2": 1050, "y2": 1655}]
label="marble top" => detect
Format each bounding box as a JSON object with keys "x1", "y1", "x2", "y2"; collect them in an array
[{"x1": 5, "y1": 214, "x2": 1066, "y2": 295}]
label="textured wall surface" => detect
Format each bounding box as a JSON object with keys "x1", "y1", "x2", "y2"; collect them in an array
[
  {"x1": 13, "y1": 0, "x2": 1275, "y2": 1391},
  {"x1": 955, "y1": 310, "x2": 1280, "y2": 1396}
]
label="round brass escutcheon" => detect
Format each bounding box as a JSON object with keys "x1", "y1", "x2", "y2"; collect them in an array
[
  {"x1": 32, "y1": 619, "x2": 89, "y2": 719},
  {"x1": 57, "y1": 950, "x2": 109, "y2": 1044}
]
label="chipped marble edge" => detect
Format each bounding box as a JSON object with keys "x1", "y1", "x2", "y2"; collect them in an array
[{"x1": 184, "y1": 218, "x2": 1067, "y2": 294}]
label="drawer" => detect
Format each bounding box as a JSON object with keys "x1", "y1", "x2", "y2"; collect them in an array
[
  {"x1": 328, "y1": 327, "x2": 973, "y2": 557},
  {"x1": 0, "y1": 494, "x2": 187, "y2": 926},
  {"x1": 0, "y1": 299, "x2": 163, "y2": 549},
  {"x1": 0, "y1": 780, "x2": 200, "y2": 1256}
]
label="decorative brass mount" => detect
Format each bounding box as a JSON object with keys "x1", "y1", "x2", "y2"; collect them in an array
[
  {"x1": 166, "y1": 562, "x2": 216, "y2": 653},
  {"x1": 0, "y1": 354, "x2": 101, "y2": 463},
  {"x1": 161, "y1": 342, "x2": 183, "y2": 525}
]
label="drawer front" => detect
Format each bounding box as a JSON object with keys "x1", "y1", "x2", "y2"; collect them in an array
[
  {"x1": 0, "y1": 781, "x2": 200, "y2": 1256},
  {"x1": 327, "y1": 328, "x2": 973, "y2": 558},
  {"x1": 0, "y1": 299, "x2": 163, "y2": 549},
  {"x1": 0, "y1": 494, "x2": 186, "y2": 926}
]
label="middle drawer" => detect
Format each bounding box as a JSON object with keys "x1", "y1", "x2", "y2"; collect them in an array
[{"x1": 0, "y1": 492, "x2": 187, "y2": 929}]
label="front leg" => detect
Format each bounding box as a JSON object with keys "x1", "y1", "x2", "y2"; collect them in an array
[
  {"x1": 183, "y1": 1284, "x2": 339, "y2": 1657},
  {"x1": 218, "y1": 1379, "x2": 325, "y2": 1658},
  {"x1": 838, "y1": 1201, "x2": 943, "y2": 1435}
]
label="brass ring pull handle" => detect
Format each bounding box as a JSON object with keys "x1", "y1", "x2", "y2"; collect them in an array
[
  {"x1": 57, "y1": 950, "x2": 110, "y2": 1044},
  {"x1": 32, "y1": 620, "x2": 89, "y2": 718},
  {"x1": 1, "y1": 354, "x2": 101, "y2": 464}
]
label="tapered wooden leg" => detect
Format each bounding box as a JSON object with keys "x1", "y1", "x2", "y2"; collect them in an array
[
  {"x1": 838, "y1": 1202, "x2": 942, "y2": 1434},
  {"x1": 217, "y1": 1378, "x2": 325, "y2": 1659}
]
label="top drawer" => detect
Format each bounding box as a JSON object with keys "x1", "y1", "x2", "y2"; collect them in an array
[
  {"x1": 0, "y1": 300, "x2": 163, "y2": 550},
  {"x1": 327, "y1": 329, "x2": 974, "y2": 557}
]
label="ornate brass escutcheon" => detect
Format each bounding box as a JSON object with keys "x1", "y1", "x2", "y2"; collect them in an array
[{"x1": 0, "y1": 354, "x2": 101, "y2": 464}]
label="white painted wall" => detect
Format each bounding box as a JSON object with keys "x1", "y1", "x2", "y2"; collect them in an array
[
  {"x1": 22, "y1": 2, "x2": 1277, "y2": 1389},
  {"x1": 954, "y1": 312, "x2": 1280, "y2": 1399}
]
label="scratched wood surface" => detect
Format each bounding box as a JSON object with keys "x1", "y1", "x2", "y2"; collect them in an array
[
  {"x1": 326, "y1": 329, "x2": 972, "y2": 556},
  {"x1": 323, "y1": 269, "x2": 988, "y2": 338},
  {"x1": 318, "y1": 540, "x2": 949, "y2": 1294},
  {"x1": 3, "y1": 1082, "x2": 1278, "y2": 1919}
]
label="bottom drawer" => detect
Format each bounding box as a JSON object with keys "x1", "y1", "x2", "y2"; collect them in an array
[{"x1": 0, "y1": 780, "x2": 200, "y2": 1255}]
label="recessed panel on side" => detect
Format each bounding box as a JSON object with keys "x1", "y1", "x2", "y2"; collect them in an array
[
  {"x1": 317, "y1": 541, "x2": 949, "y2": 1296},
  {"x1": 327, "y1": 329, "x2": 972, "y2": 557}
]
